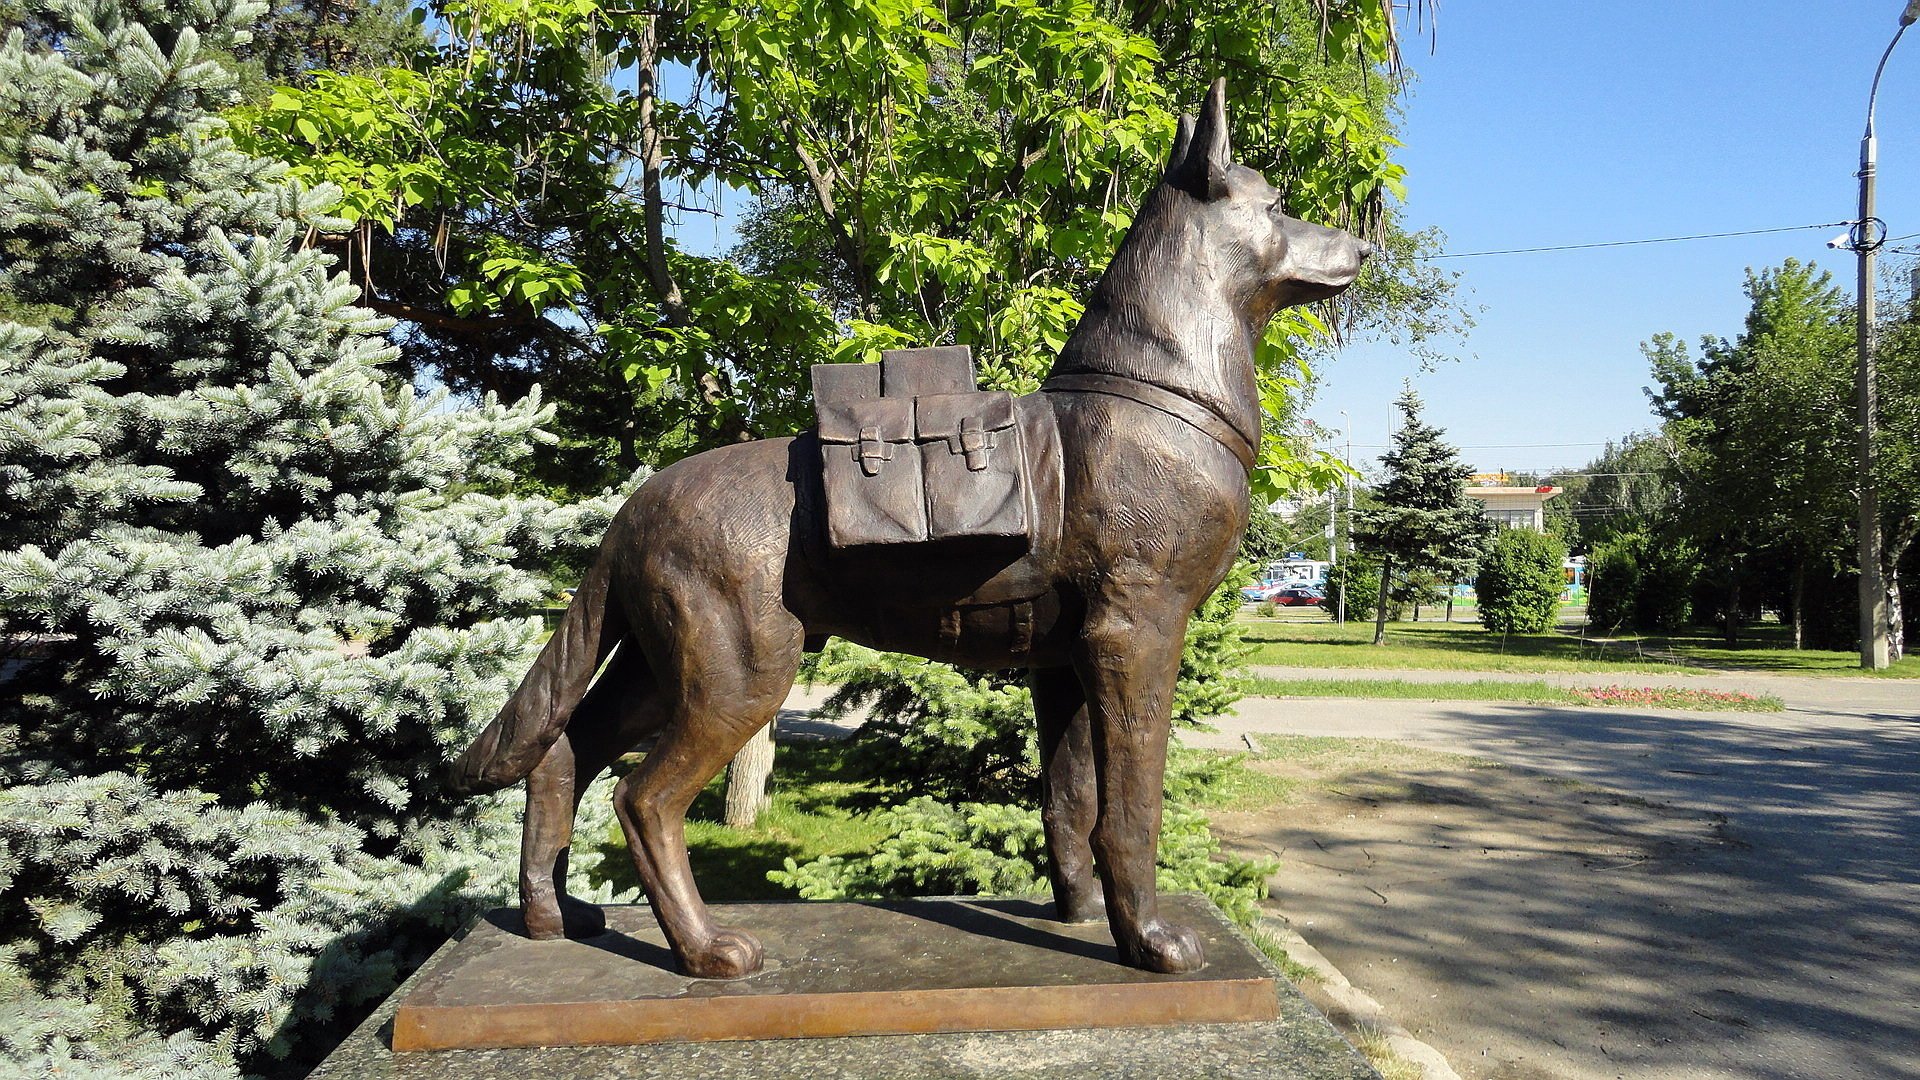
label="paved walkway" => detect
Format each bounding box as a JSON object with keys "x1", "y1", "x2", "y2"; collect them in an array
[
  {"x1": 779, "y1": 671, "x2": 1920, "y2": 1077},
  {"x1": 1196, "y1": 674, "x2": 1920, "y2": 1080}
]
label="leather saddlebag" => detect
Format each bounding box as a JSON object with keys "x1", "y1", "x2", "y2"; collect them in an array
[
  {"x1": 818, "y1": 395, "x2": 924, "y2": 547},
  {"x1": 915, "y1": 390, "x2": 1025, "y2": 543},
  {"x1": 813, "y1": 346, "x2": 1030, "y2": 551}
]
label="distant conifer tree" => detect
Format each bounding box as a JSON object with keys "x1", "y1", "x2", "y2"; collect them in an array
[
  {"x1": 1351, "y1": 387, "x2": 1491, "y2": 644},
  {"x1": 0, "y1": 1, "x2": 611, "y2": 1073}
]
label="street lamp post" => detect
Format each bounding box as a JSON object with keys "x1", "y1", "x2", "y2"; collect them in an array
[{"x1": 1853, "y1": 1, "x2": 1919, "y2": 669}]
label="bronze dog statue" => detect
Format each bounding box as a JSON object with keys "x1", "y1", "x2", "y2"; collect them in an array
[{"x1": 449, "y1": 79, "x2": 1371, "y2": 979}]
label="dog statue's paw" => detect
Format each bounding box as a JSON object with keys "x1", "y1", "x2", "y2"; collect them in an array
[
  {"x1": 679, "y1": 927, "x2": 765, "y2": 980},
  {"x1": 1120, "y1": 918, "x2": 1206, "y2": 974}
]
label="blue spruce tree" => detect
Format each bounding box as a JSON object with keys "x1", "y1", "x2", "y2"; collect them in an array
[{"x1": 0, "y1": 1, "x2": 612, "y2": 1073}]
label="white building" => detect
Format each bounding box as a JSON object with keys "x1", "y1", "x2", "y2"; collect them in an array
[{"x1": 1462, "y1": 483, "x2": 1562, "y2": 531}]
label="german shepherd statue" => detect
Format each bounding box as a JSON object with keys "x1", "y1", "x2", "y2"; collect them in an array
[{"x1": 449, "y1": 79, "x2": 1371, "y2": 979}]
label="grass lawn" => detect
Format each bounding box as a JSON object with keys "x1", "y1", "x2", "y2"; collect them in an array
[
  {"x1": 1180, "y1": 733, "x2": 1506, "y2": 810},
  {"x1": 1242, "y1": 675, "x2": 1783, "y2": 711},
  {"x1": 1239, "y1": 618, "x2": 1920, "y2": 678}
]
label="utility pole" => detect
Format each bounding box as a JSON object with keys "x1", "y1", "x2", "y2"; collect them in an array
[
  {"x1": 1852, "y1": 2, "x2": 1917, "y2": 669},
  {"x1": 1337, "y1": 409, "x2": 1351, "y2": 626}
]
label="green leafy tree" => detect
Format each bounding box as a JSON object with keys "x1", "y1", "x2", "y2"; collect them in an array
[
  {"x1": 1351, "y1": 386, "x2": 1490, "y2": 644},
  {"x1": 1587, "y1": 529, "x2": 1698, "y2": 634},
  {"x1": 1552, "y1": 433, "x2": 1676, "y2": 555},
  {"x1": 1645, "y1": 261, "x2": 1858, "y2": 646},
  {"x1": 1873, "y1": 283, "x2": 1920, "y2": 658},
  {"x1": 232, "y1": 0, "x2": 1454, "y2": 504},
  {"x1": 0, "y1": 2, "x2": 611, "y2": 1072},
  {"x1": 1475, "y1": 528, "x2": 1567, "y2": 634}
]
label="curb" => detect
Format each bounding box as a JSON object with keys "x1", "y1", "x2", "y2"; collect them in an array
[{"x1": 1259, "y1": 915, "x2": 1463, "y2": 1080}]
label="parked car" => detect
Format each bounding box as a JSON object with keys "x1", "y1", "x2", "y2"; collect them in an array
[
  {"x1": 1240, "y1": 582, "x2": 1277, "y2": 601},
  {"x1": 1266, "y1": 584, "x2": 1325, "y2": 607}
]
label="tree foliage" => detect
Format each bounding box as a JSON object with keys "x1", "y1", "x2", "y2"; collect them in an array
[
  {"x1": 1351, "y1": 385, "x2": 1489, "y2": 642},
  {"x1": 0, "y1": 2, "x2": 611, "y2": 1071},
  {"x1": 229, "y1": 0, "x2": 1452, "y2": 502},
  {"x1": 1586, "y1": 529, "x2": 1697, "y2": 634},
  {"x1": 1548, "y1": 433, "x2": 1676, "y2": 555},
  {"x1": 1637, "y1": 257, "x2": 1920, "y2": 653},
  {"x1": 1646, "y1": 260, "x2": 1856, "y2": 644}
]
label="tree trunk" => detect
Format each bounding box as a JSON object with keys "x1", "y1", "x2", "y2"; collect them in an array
[
  {"x1": 1445, "y1": 595, "x2": 1454, "y2": 622},
  {"x1": 1372, "y1": 555, "x2": 1393, "y2": 645},
  {"x1": 1886, "y1": 532, "x2": 1911, "y2": 664},
  {"x1": 1791, "y1": 559, "x2": 1806, "y2": 650},
  {"x1": 723, "y1": 720, "x2": 775, "y2": 828},
  {"x1": 1887, "y1": 570, "x2": 1905, "y2": 664},
  {"x1": 1724, "y1": 574, "x2": 1740, "y2": 646},
  {"x1": 635, "y1": 18, "x2": 690, "y2": 329}
]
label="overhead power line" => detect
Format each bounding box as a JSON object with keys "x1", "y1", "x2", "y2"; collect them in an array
[
  {"x1": 1346, "y1": 440, "x2": 1613, "y2": 449},
  {"x1": 1417, "y1": 221, "x2": 1854, "y2": 261}
]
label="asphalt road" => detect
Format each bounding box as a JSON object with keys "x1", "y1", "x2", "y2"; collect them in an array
[{"x1": 1192, "y1": 674, "x2": 1920, "y2": 1080}]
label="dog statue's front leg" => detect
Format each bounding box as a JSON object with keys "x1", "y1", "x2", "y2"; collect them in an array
[{"x1": 1072, "y1": 606, "x2": 1205, "y2": 974}]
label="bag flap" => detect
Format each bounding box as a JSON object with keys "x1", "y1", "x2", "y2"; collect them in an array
[
  {"x1": 882, "y1": 346, "x2": 976, "y2": 397},
  {"x1": 914, "y1": 391, "x2": 1016, "y2": 439},
  {"x1": 818, "y1": 397, "x2": 914, "y2": 444},
  {"x1": 812, "y1": 361, "x2": 881, "y2": 406}
]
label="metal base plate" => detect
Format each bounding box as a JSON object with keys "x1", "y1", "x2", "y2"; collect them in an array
[{"x1": 392, "y1": 895, "x2": 1279, "y2": 1052}]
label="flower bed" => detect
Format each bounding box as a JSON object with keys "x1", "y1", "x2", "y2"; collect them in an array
[{"x1": 1572, "y1": 685, "x2": 1782, "y2": 711}]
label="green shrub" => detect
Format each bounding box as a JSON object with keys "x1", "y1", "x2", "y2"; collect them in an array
[
  {"x1": 1587, "y1": 535, "x2": 1642, "y2": 632},
  {"x1": 811, "y1": 646, "x2": 1039, "y2": 804},
  {"x1": 784, "y1": 570, "x2": 1272, "y2": 926},
  {"x1": 1475, "y1": 529, "x2": 1567, "y2": 633},
  {"x1": 768, "y1": 798, "x2": 1276, "y2": 926},
  {"x1": 812, "y1": 568, "x2": 1257, "y2": 804},
  {"x1": 1324, "y1": 556, "x2": 1387, "y2": 621},
  {"x1": 1588, "y1": 531, "x2": 1696, "y2": 633},
  {"x1": 1636, "y1": 536, "x2": 1699, "y2": 631}
]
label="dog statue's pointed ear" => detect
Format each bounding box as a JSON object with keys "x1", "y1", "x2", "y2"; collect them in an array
[
  {"x1": 1168, "y1": 113, "x2": 1196, "y2": 171},
  {"x1": 1167, "y1": 77, "x2": 1231, "y2": 201}
]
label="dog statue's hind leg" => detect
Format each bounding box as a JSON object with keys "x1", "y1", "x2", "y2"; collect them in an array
[
  {"x1": 519, "y1": 644, "x2": 665, "y2": 940},
  {"x1": 1031, "y1": 665, "x2": 1104, "y2": 924},
  {"x1": 611, "y1": 577, "x2": 804, "y2": 980}
]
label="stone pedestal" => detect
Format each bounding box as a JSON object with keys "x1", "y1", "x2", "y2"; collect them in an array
[{"x1": 312, "y1": 895, "x2": 1379, "y2": 1079}]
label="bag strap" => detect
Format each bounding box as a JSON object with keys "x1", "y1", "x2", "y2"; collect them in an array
[{"x1": 1040, "y1": 372, "x2": 1257, "y2": 473}]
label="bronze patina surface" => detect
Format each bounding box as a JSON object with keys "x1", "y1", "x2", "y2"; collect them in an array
[
  {"x1": 444, "y1": 78, "x2": 1373, "y2": 982},
  {"x1": 392, "y1": 895, "x2": 1278, "y2": 1052}
]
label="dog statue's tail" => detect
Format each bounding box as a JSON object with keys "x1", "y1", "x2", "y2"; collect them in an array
[{"x1": 446, "y1": 552, "x2": 623, "y2": 797}]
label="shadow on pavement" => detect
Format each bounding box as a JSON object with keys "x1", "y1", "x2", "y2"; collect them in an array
[{"x1": 1230, "y1": 702, "x2": 1920, "y2": 1080}]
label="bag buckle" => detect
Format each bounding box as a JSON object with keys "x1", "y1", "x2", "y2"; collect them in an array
[
  {"x1": 951, "y1": 415, "x2": 992, "y2": 471},
  {"x1": 857, "y1": 426, "x2": 892, "y2": 476}
]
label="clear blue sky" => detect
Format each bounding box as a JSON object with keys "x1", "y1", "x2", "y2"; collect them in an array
[{"x1": 1324, "y1": 2, "x2": 1920, "y2": 475}]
